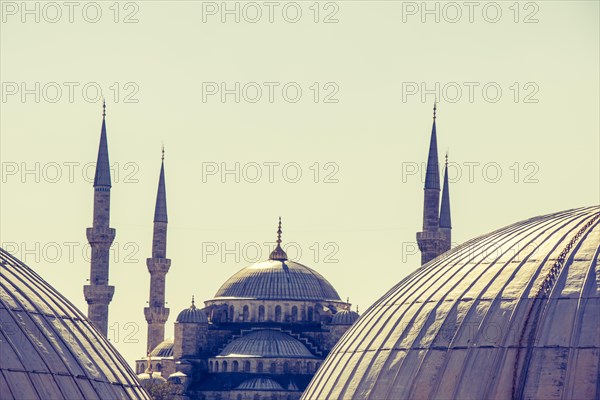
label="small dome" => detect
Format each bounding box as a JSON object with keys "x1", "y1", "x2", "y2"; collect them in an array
[
  {"x1": 236, "y1": 377, "x2": 285, "y2": 391},
  {"x1": 176, "y1": 299, "x2": 208, "y2": 323},
  {"x1": 0, "y1": 247, "x2": 149, "y2": 400},
  {"x1": 167, "y1": 372, "x2": 187, "y2": 385},
  {"x1": 330, "y1": 310, "x2": 360, "y2": 325},
  {"x1": 218, "y1": 330, "x2": 316, "y2": 358},
  {"x1": 214, "y1": 260, "x2": 341, "y2": 301},
  {"x1": 303, "y1": 206, "x2": 600, "y2": 400},
  {"x1": 149, "y1": 338, "x2": 174, "y2": 357},
  {"x1": 136, "y1": 372, "x2": 166, "y2": 385}
]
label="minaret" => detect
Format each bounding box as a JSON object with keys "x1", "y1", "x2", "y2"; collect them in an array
[
  {"x1": 144, "y1": 147, "x2": 171, "y2": 353},
  {"x1": 84, "y1": 101, "x2": 116, "y2": 336},
  {"x1": 439, "y1": 153, "x2": 452, "y2": 252},
  {"x1": 416, "y1": 103, "x2": 446, "y2": 265}
]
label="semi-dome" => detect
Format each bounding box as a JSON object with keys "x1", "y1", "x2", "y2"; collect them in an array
[
  {"x1": 330, "y1": 310, "x2": 360, "y2": 325},
  {"x1": 218, "y1": 329, "x2": 316, "y2": 358},
  {"x1": 176, "y1": 298, "x2": 208, "y2": 323},
  {"x1": 303, "y1": 206, "x2": 600, "y2": 400},
  {"x1": 214, "y1": 260, "x2": 341, "y2": 301},
  {"x1": 0, "y1": 247, "x2": 149, "y2": 400},
  {"x1": 149, "y1": 337, "x2": 174, "y2": 357},
  {"x1": 236, "y1": 377, "x2": 285, "y2": 391}
]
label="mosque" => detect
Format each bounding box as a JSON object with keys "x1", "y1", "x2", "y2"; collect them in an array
[{"x1": 4, "y1": 101, "x2": 595, "y2": 400}]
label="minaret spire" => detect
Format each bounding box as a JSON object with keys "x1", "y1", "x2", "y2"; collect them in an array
[
  {"x1": 84, "y1": 102, "x2": 116, "y2": 336},
  {"x1": 440, "y1": 152, "x2": 452, "y2": 229},
  {"x1": 416, "y1": 103, "x2": 450, "y2": 265},
  {"x1": 269, "y1": 217, "x2": 288, "y2": 261},
  {"x1": 144, "y1": 147, "x2": 171, "y2": 353}
]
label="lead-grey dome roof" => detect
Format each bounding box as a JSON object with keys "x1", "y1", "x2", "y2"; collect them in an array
[
  {"x1": 218, "y1": 329, "x2": 316, "y2": 358},
  {"x1": 0, "y1": 247, "x2": 149, "y2": 400},
  {"x1": 176, "y1": 303, "x2": 208, "y2": 323},
  {"x1": 149, "y1": 338, "x2": 174, "y2": 358},
  {"x1": 303, "y1": 206, "x2": 600, "y2": 400},
  {"x1": 330, "y1": 310, "x2": 360, "y2": 325},
  {"x1": 214, "y1": 260, "x2": 341, "y2": 301},
  {"x1": 236, "y1": 377, "x2": 285, "y2": 391}
]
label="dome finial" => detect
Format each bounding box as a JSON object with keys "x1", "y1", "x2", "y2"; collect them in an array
[
  {"x1": 269, "y1": 217, "x2": 288, "y2": 261},
  {"x1": 191, "y1": 295, "x2": 196, "y2": 309}
]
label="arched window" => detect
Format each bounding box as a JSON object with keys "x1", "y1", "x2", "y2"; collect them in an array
[
  {"x1": 315, "y1": 309, "x2": 321, "y2": 322},
  {"x1": 156, "y1": 363, "x2": 161, "y2": 372},
  {"x1": 229, "y1": 305, "x2": 235, "y2": 321},
  {"x1": 307, "y1": 307, "x2": 314, "y2": 322},
  {"x1": 232, "y1": 360, "x2": 239, "y2": 372},
  {"x1": 283, "y1": 362, "x2": 289, "y2": 373},
  {"x1": 222, "y1": 361, "x2": 228, "y2": 372},
  {"x1": 275, "y1": 305, "x2": 282, "y2": 322},
  {"x1": 257, "y1": 361, "x2": 263, "y2": 373},
  {"x1": 223, "y1": 305, "x2": 229, "y2": 321},
  {"x1": 243, "y1": 305, "x2": 249, "y2": 321},
  {"x1": 291, "y1": 306, "x2": 298, "y2": 322},
  {"x1": 316, "y1": 362, "x2": 321, "y2": 370},
  {"x1": 215, "y1": 361, "x2": 219, "y2": 372},
  {"x1": 209, "y1": 361, "x2": 213, "y2": 372},
  {"x1": 307, "y1": 362, "x2": 314, "y2": 373},
  {"x1": 270, "y1": 362, "x2": 277, "y2": 373},
  {"x1": 295, "y1": 361, "x2": 301, "y2": 373},
  {"x1": 244, "y1": 361, "x2": 251, "y2": 372},
  {"x1": 258, "y1": 305, "x2": 265, "y2": 322}
]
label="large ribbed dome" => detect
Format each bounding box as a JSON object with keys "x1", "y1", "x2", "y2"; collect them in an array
[
  {"x1": 214, "y1": 260, "x2": 341, "y2": 301},
  {"x1": 218, "y1": 329, "x2": 316, "y2": 358},
  {"x1": 0, "y1": 248, "x2": 149, "y2": 400},
  {"x1": 303, "y1": 206, "x2": 600, "y2": 400}
]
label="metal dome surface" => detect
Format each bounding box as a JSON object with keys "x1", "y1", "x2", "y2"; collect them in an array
[
  {"x1": 176, "y1": 304, "x2": 208, "y2": 324},
  {"x1": 0, "y1": 247, "x2": 149, "y2": 400},
  {"x1": 218, "y1": 329, "x2": 316, "y2": 358},
  {"x1": 214, "y1": 260, "x2": 341, "y2": 301},
  {"x1": 330, "y1": 310, "x2": 360, "y2": 325},
  {"x1": 149, "y1": 337, "x2": 174, "y2": 357},
  {"x1": 303, "y1": 206, "x2": 600, "y2": 400},
  {"x1": 236, "y1": 377, "x2": 285, "y2": 391}
]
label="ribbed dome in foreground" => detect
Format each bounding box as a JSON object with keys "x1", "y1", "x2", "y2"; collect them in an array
[
  {"x1": 303, "y1": 206, "x2": 600, "y2": 400},
  {"x1": 0, "y1": 248, "x2": 149, "y2": 400},
  {"x1": 214, "y1": 260, "x2": 341, "y2": 301},
  {"x1": 218, "y1": 329, "x2": 315, "y2": 358}
]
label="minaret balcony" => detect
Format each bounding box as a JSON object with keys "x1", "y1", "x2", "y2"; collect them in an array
[
  {"x1": 146, "y1": 257, "x2": 171, "y2": 273},
  {"x1": 144, "y1": 306, "x2": 170, "y2": 324},
  {"x1": 83, "y1": 284, "x2": 115, "y2": 304}
]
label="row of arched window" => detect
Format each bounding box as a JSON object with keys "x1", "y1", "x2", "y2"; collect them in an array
[
  {"x1": 209, "y1": 359, "x2": 321, "y2": 374},
  {"x1": 220, "y1": 304, "x2": 320, "y2": 323}
]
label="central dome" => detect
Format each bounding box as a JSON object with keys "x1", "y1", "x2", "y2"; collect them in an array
[{"x1": 214, "y1": 260, "x2": 342, "y2": 301}]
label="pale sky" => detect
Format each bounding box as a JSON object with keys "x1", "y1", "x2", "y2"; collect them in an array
[{"x1": 1, "y1": 1, "x2": 598, "y2": 367}]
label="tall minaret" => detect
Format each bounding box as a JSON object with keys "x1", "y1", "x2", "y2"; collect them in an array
[
  {"x1": 84, "y1": 101, "x2": 116, "y2": 336},
  {"x1": 144, "y1": 147, "x2": 171, "y2": 353},
  {"x1": 416, "y1": 103, "x2": 450, "y2": 265},
  {"x1": 439, "y1": 153, "x2": 452, "y2": 251}
]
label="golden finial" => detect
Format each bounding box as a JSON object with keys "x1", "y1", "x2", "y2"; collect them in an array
[{"x1": 269, "y1": 217, "x2": 288, "y2": 261}]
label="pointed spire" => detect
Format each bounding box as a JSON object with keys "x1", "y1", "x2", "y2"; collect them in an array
[
  {"x1": 153, "y1": 147, "x2": 168, "y2": 223},
  {"x1": 269, "y1": 217, "x2": 288, "y2": 261},
  {"x1": 440, "y1": 152, "x2": 452, "y2": 228},
  {"x1": 424, "y1": 102, "x2": 440, "y2": 190},
  {"x1": 93, "y1": 101, "x2": 111, "y2": 188}
]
